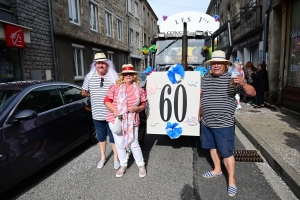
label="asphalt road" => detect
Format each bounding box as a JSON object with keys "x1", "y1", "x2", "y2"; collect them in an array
[{"x1": 0, "y1": 127, "x2": 298, "y2": 200}]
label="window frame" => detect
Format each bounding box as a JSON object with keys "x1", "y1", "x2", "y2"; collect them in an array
[
  {"x1": 72, "y1": 43, "x2": 85, "y2": 80},
  {"x1": 128, "y1": 0, "x2": 132, "y2": 13},
  {"x1": 68, "y1": 0, "x2": 81, "y2": 25},
  {"x1": 117, "y1": 17, "x2": 123, "y2": 41},
  {"x1": 134, "y1": 2, "x2": 138, "y2": 18},
  {"x1": 89, "y1": 0, "x2": 99, "y2": 32},
  {"x1": 107, "y1": 51, "x2": 114, "y2": 61},
  {"x1": 105, "y1": 9, "x2": 112, "y2": 37},
  {"x1": 129, "y1": 29, "x2": 133, "y2": 46}
]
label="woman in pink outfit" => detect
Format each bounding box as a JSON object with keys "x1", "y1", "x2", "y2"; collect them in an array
[{"x1": 104, "y1": 64, "x2": 147, "y2": 178}]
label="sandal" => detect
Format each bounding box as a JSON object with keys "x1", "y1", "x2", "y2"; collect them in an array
[
  {"x1": 116, "y1": 166, "x2": 127, "y2": 178},
  {"x1": 203, "y1": 171, "x2": 223, "y2": 178},
  {"x1": 139, "y1": 166, "x2": 147, "y2": 178},
  {"x1": 228, "y1": 185, "x2": 237, "y2": 197}
]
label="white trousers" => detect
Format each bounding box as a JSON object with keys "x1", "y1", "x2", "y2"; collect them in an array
[{"x1": 109, "y1": 123, "x2": 145, "y2": 167}]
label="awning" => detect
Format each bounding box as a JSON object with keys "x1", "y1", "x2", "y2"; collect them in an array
[
  {"x1": 130, "y1": 53, "x2": 143, "y2": 59},
  {"x1": 0, "y1": 20, "x2": 32, "y2": 43}
]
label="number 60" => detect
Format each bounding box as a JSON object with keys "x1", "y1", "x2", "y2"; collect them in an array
[{"x1": 159, "y1": 84, "x2": 187, "y2": 122}]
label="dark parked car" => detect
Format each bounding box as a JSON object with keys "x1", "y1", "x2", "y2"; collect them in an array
[{"x1": 0, "y1": 81, "x2": 95, "y2": 193}]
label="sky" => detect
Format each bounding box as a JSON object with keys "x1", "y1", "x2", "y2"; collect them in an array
[{"x1": 147, "y1": 0, "x2": 211, "y2": 25}]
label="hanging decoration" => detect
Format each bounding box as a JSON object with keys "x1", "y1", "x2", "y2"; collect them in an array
[
  {"x1": 167, "y1": 64, "x2": 185, "y2": 84},
  {"x1": 162, "y1": 15, "x2": 168, "y2": 21},
  {"x1": 165, "y1": 121, "x2": 183, "y2": 139},
  {"x1": 194, "y1": 66, "x2": 208, "y2": 77},
  {"x1": 141, "y1": 46, "x2": 149, "y2": 55},
  {"x1": 214, "y1": 15, "x2": 220, "y2": 22},
  {"x1": 149, "y1": 44, "x2": 157, "y2": 53},
  {"x1": 144, "y1": 66, "x2": 153, "y2": 75}
]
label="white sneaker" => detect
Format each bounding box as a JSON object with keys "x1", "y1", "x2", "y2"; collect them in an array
[{"x1": 236, "y1": 105, "x2": 242, "y2": 110}]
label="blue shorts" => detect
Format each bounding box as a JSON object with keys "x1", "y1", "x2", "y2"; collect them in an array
[
  {"x1": 93, "y1": 120, "x2": 114, "y2": 143},
  {"x1": 200, "y1": 123, "x2": 235, "y2": 158}
]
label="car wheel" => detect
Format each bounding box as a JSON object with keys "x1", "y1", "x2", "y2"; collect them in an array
[{"x1": 89, "y1": 124, "x2": 98, "y2": 144}]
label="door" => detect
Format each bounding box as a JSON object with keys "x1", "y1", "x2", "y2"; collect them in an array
[
  {"x1": 3, "y1": 85, "x2": 74, "y2": 179},
  {"x1": 0, "y1": 128, "x2": 10, "y2": 186}
]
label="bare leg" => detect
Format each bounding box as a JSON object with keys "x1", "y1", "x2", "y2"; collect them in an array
[
  {"x1": 99, "y1": 141, "x2": 106, "y2": 161},
  {"x1": 210, "y1": 149, "x2": 222, "y2": 174},
  {"x1": 223, "y1": 155, "x2": 236, "y2": 186},
  {"x1": 111, "y1": 143, "x2": 119, "y2": 161}
]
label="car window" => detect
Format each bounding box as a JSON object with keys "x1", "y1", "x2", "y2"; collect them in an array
[
  {"x1": 17, "y1": 86, "x2": 64, "y2": 113},
  {"x1": 138, "y1": 72, "x2": 146, "y2": 81},
  {"x1": 0, "y1": 90, "x2": 20, "y2": 115},
  {"x1": 61, "y1": 85, "x2": 84, "y2": 103}
]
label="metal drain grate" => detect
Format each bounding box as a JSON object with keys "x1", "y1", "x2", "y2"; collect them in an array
[{"x1": 234, "y1": 150, "x2": 264, "y2": 162}]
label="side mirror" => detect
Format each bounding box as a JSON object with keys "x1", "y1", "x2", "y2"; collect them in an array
[{"x1": 12, "y1": 110, "x2": 38, "y2": 123}]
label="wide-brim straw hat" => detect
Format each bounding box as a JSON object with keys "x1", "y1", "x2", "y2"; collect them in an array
[
  {"x1": 94, "y1": 52, "x2": 108, "y2": 62},
  {"x1": 119, "y1": 64, "x2": 137, "y2": 74},
  {"x1": 205, "y1": 50, "x2": 231, "y2": 65}
]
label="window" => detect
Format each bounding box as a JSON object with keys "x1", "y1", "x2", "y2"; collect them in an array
[
  {"x1": 89, "y1": 0, "x2": 98, "y2": 31},
  {"x1": 288, "y1": 0, "x2": 300, "y2": 87},
  {"x1": 148, "y1": 36, "x2": 150, "y2": 46},
  {"x1": 68, "y1": 0, "x2": 80, "y2": 25},
  {"x1": 151, "y1": 18, "x2": 153, "y2": 30},
  {"x1": 61, "y1": 85, "x2": 84, "y2": 103},
  {"x1": 123, "y1": 54, "x2": 128, "y2": 64},
  {"x1": 117, "y1": 17, "x2": 122, "y2": 41},
  {"x1": 136, "y1": 32, "x2": 139, "y2": 49},
  {"x1": 143, "y1": 7, "x2": 145, "y2": 21},
  {"x1": 92, "y1": 48, "x2": 102, "y2": 60},
  {"x1": 107, "y1": 51, "x2": 114, "y2": 61},
  {"x1": 105, "y1": 10, "x2": 112, "y2": 37},
  {"x1": 128, "y1": 0, "x2": 131, "y2": 13},
  {"x1": 144, "y1": 33, "x2": 146, "y2": 45},
  {"x1": 129, "y1": 29, "x2": 133, "y2": 46},
  {"x1": 134, "y1": 2, "x2": 138, "y2": 17},
  {"x1": 17, "y1": 86, "x2": 64, "y2": 114},
  {"x1": 72, "y1": 44, "x2": 85, "y2": 79}
]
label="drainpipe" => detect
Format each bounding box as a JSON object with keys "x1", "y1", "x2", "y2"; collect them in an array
[
  {"x1": 126, "y1": 1, "x2": 130, "y2": 60},
  {"x1": 47, "y1": 0, "x2": 59, "y2": 81},
  {"x1": 263, "y1": 0, "x2": 272, "y2": 62}
]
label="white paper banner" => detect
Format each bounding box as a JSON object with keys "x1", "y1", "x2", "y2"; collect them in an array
[{"x1": 146, "y1": 71, "x2": 201, "y2": 136}]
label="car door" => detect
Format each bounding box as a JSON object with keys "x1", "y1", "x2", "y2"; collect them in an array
[
  {"x1": 61, "y1": 84, "x2": 92, "y2": 141},
  {"x1": 0, "y1": 128, "x2": 10, "y2": 186},
  {"x1": 3, "y1": 85, "x2": 74, "y2": 179}
]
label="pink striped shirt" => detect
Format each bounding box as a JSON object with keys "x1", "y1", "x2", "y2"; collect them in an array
[{"x1": 105, "y1": 84, "x2": 146, "y2": 125}]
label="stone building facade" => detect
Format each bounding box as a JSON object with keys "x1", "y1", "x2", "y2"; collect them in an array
[
  {"x1": 0, "y1": 0, "x2": 158, "y2": 86},
  {"x1": 0, "y1": 0, "x2": 54, "y2": 82}
]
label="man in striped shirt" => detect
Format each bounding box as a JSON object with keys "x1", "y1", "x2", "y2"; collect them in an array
[
  {"x1": 199, "y1": 50, "x2": 256, "y2": 197},
  {"x1": 82, "y1": 53, "x2": 120, "y2": 170}
]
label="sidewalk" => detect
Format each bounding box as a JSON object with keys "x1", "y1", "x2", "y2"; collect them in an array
[{"x1": 235, "y1": 103, "x2": 300, "y2": 199}]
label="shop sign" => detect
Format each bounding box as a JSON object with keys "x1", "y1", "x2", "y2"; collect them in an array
[
  {"x1": 238, "y1": 33, "x2": 262, "y2": 50},
  {"x1": 5, "y1": 24, "x2": 25, "y2": 48}
]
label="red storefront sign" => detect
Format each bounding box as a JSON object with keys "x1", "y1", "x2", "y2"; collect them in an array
[{"x1": 5, "y1": 24, "x2": 25, "y2": 48}]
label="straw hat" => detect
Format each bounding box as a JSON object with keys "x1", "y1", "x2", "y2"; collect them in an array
[
  {"x1": 94, "y1": 52, "x2": 108, "y2": 62},
  {"x1": 120, "y1": 64, "x2": 137, "y2": 74},
  {"x1": 205, "y1": 50, "x2": 231, "y2": 65}
]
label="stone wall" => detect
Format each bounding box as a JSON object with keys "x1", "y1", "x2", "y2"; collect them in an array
[{"x1": 10, "y1": 0, "x2": 54, "y2": 80}]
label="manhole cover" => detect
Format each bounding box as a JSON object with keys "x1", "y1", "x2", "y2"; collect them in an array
[{"x1": 234, "y1": 150, "x2": 264, "y2": 162}]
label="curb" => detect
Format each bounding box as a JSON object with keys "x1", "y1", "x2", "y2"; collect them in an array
[{"x1": 235, "y1": 115, "x2": 300, "y2": 199}]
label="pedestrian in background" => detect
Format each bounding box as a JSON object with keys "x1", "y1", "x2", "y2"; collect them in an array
[
  {"x1": 252, "y1": 61, "x2": 269, "y2": 108},
  {"x1": 198, "y1": 50, "x2": 256, "y2": 197},
  {"x1": 244, "y1": 61, "x2": 258, "y2": 105},
  {"x1": 104, "y1": 64, "x2": 147, "y2": 178},
  {"x1": 82, "y1": 53, "x2": 120, "y2": 170}
]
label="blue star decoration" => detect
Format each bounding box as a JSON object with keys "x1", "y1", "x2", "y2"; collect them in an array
[{"x1": 165, "y1": 122, "x2": 183, "y2": 139}]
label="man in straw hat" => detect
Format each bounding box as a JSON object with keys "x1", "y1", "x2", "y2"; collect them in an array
[
  {"x1": 82, "y1": 52, "x2": 120, "y2": 170},
  {"x1": 198, "y1": 50, "x2": 256, "y2": 197}
]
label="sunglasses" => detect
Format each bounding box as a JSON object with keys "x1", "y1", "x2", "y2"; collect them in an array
[
  {"x1": 100, "y1": 78, "x2": 104, "y2": 87},
  {"x1": 211, "y1": 62, "x2": 226, "y2": 65},
  {"x1": 123, "y1": 73, "x2": 134, "y2": 76},
  {"x1": 96, "y1": 61, "x2": 105, "y2": 64}
]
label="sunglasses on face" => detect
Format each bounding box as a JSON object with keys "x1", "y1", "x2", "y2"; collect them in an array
[
  {"x1": 211, "y1": 62, "x2": 225, "y2": 65},
  {"x1": 123, "y1": 73, "x2": 134, "y2": 77},
  {"x1": 100, "y1": 78, "x2": 104, "y2": 87},
  {"x1": 96, "y1": 61, "x2": 105, "y2": 64}
]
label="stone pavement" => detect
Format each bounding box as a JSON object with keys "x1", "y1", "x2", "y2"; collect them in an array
[{"x1": 235, "y1": 103, "x2": 300, "y2": 199}]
